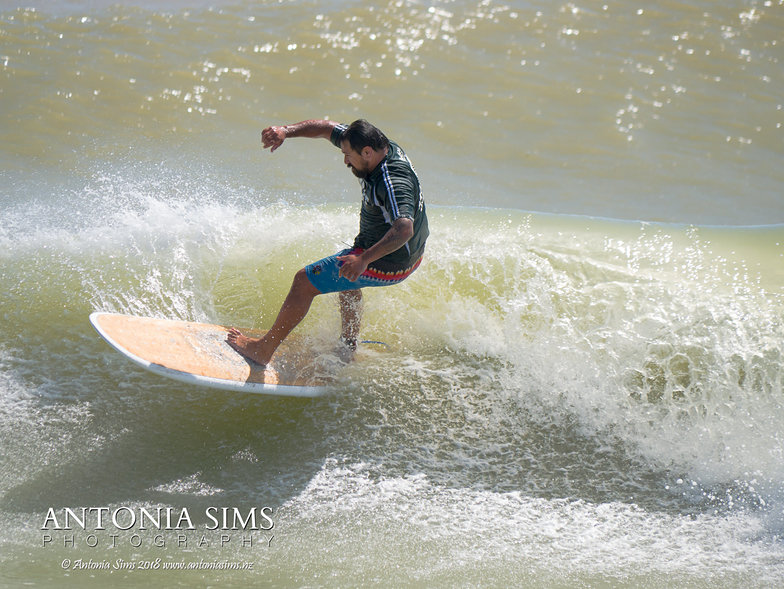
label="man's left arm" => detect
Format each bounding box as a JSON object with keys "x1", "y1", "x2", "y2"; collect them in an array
[{"x1": 337, "y1": 218, "x2": 414, "y2": 282}]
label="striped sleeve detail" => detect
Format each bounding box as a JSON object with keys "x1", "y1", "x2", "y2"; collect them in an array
[{"x1": 380, "y1": 163, "x2": 401, "y2": 219}]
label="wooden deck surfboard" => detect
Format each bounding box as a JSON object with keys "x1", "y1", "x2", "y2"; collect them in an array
[{"x1": 89, "y1": 312, "x2": 330, "y2": 397}]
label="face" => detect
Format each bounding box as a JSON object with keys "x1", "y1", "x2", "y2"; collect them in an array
[{"x1": 340, "y1": 140, "x2": 372, "y2": 179}]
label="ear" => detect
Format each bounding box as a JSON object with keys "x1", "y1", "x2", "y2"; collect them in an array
[{"x1": 361, "y1": 146, "x2": 374, "y2": 160}]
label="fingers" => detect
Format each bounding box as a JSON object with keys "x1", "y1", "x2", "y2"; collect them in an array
[
  {"x1": 338, "y1": 261, "x2": 361, "y2": 282},
  {"x1": 261, "y1": 126, "x2": 285, "y2": 151},
  {"x1": 337, "y1": 253, "x2": 369, "y2": 282},
  {"x1": 336, "y1": 256, "x2": 351, "y2": 280}
]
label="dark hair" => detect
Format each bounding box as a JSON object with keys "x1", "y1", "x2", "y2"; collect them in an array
[{"x1": 341, "y1": 119, "x2": 390, "y2": 153}]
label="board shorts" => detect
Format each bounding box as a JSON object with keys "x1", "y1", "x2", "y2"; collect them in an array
[{"x1": 305, "y1": 248, "x2": 423, "y2": 294}]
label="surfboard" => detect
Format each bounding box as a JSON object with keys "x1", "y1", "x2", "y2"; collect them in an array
[{"x1": 89, "y1": 312, "x2": 331, "y2": 397}]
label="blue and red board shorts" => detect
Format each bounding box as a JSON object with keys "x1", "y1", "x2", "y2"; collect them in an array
[{"x1": 305, "y1": 247, "x2": 423, "y2": 294}]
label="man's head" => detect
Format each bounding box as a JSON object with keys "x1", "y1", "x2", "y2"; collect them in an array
[{"x1": 339, "y1": 119, "x2": 390, "y2": 179}]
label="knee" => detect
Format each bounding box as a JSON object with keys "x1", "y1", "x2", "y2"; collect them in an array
[{"x1": 292, "y1": 268, "x2": 319, "y2": 297}]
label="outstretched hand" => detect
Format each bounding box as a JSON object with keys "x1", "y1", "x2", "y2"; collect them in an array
[{"x1": 261, "y1": 126, "x2": 286, "y2": 152}]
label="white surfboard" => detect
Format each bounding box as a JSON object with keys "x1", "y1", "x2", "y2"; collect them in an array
[{"x1": 89, "y1": 312, "x2": 330, "y2": 397}]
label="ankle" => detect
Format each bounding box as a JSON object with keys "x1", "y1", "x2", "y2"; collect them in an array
[{"x1": 339, "y1": 336, "x2": 357, "y2": 351}]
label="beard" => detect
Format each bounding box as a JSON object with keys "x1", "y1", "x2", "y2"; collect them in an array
[{"x1": 347, "y1": 162, "x2": 370, "y2": 179}]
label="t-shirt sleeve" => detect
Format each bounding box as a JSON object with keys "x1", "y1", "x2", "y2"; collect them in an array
[
  {"x1": 330, "y1": 123, "x2": 348, "y2": 147},
  {"x1": 383, "y1": 166, "x2": 417, "y2": 220}
]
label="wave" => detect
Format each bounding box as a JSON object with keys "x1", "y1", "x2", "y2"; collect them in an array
[{"x1": 1, "y1": 168, "x2": 783, "y2": 529}]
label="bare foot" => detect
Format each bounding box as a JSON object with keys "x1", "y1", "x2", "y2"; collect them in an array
[{"x1": 226, "y1": 328, "x2": 273, "y2": 367}]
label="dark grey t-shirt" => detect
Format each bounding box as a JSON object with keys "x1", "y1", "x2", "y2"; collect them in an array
[{"x1": 332, "y1": 124, "x2": 429, "y2": 270}]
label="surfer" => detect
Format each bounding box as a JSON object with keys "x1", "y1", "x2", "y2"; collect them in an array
[{"x1": 227, "y1": 119, "x2": 429, "y2": 367}]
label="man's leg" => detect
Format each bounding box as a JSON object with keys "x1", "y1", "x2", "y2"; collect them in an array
[
  {"x1": 227, "y1": 268, "x2": 320, "y2": 366},
  {"x1": 339, "y1": 289, "x2": 363, "y2": 345},
  {"x1": 337, "y1": 289, "x2": 362, "y2": 361}
]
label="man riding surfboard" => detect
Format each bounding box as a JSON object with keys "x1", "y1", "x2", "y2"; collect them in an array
[{"x1": 227, "y1": 119, "x2": 429, "y2": 369}]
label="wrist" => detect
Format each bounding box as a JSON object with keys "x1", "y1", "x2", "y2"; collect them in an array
[{"x1": 357, "y1": 250, "x2": 372, "y2": 268}]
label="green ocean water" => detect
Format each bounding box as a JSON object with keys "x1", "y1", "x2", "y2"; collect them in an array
[{"x1": 1, "y1": 1, "x2": 783, "y2": 587}]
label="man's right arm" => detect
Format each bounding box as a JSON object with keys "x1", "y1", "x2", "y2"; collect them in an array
[{"x1": 261, "y1": 119, "x2": 340, "y2": 152}]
